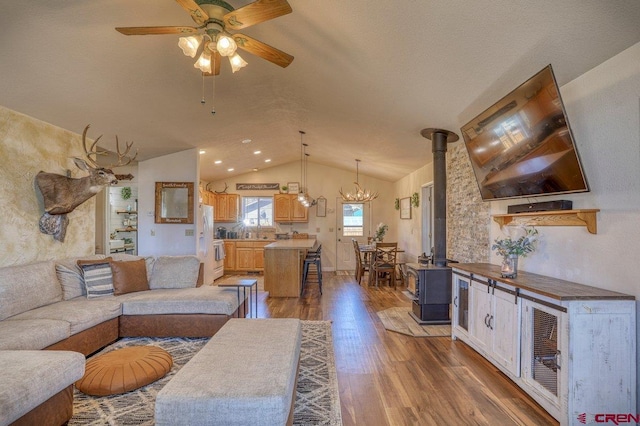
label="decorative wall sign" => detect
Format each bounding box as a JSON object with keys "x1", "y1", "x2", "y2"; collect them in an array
[
  {"x1": 236, "y1": 183, "x2": 280, "y2": 190},
  {"x1": 316, "y1": 196, "x2": 327, "y2": 217},
  {"x1": 288, "y1": 182, "x2": 300, "y2": 194},
  {"x1": 400, "y1": 197, "x2": 411, "y2": 219},
  {"x1": 155, "y1": 182, "x2": 194, "y2": 224}
]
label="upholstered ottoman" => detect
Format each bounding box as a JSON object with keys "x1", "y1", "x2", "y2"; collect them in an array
[
  {"x1": 76, "y1": 346, "x2": 173, "y2": 396},
  {"x1": 155, "y1": 318, "x2": 302, "y2": 426}
]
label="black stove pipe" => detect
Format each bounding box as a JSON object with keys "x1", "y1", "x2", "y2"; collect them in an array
[{"x1": 420, "y1": 128, "x2": 459, "y2": 268}]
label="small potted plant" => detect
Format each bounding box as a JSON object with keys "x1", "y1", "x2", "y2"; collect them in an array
[
  {"x1": 280, "y1": 185, "x2": 288, "y2": 194},
  {"x1": 491, "y1": 226, "x2": 538, "y2": 278},
  {"x1": 374, "y1": 222, "x2": 388, "y2": 242}
]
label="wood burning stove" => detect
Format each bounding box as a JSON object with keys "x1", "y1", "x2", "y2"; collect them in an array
[{"x1": 406, "y1": 263, "x2": 452, "y2": 324}]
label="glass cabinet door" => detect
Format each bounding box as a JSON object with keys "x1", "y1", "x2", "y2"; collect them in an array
[{"x1": 453, "y1": 274, "x2": 469, "y2": 333}]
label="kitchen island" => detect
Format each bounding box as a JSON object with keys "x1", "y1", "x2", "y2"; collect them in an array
[{"x1": 264, "y1": 239, "x2": 318, "y2": 297}]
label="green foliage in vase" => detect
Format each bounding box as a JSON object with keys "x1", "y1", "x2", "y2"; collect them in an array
[
  {"x1": 394, "y1": 198, "x2": 400, "y2": 210},
  {"x1": 491, "y1": 226, "x2": 538, "y2": 257}
]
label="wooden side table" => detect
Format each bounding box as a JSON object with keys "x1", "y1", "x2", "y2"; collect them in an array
[{"x1": 218, "y1": 279, "x2": 258, "y2": 318}]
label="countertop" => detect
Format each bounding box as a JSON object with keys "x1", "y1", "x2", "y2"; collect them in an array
[
  {"x1": 452, "y1": 263, "x2": 634, "y2": 301},
  {"x1": 222, "y1": 238, "x2": 275, "y2": 242},
  {"x1": 264, "y1": 239, "x2": 318, "y2": 250}
]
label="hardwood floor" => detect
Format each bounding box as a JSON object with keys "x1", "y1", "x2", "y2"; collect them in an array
[{"x1": 258, "y1": 273, "x2": 558, "y2": 426}]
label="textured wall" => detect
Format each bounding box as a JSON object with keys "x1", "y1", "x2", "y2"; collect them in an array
[
  {"x1": 0, "y1": 106, "x2": 95, "y2": 266},
  {"x1": 446, "y1": 143, "x2": 490, "y2": 263}
]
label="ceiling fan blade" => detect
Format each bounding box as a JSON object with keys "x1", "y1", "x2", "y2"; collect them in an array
[
  {"x1": 224, "y1": 0, "x2": 292, "y2": 30},
  {"x1": 116, "y1": 26, "x2": 199, "y2": 35},
  {"x1": 175, "y1": 0, "x2": 209, "y2": 26},
  {"x1": 203, "y1": 51, "x2": 222, "y2": 76},
  {"x1": 234, "y1": 33, "x2": 293, "y2": 68}
]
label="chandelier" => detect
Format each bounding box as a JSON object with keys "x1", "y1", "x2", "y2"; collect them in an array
[
  {"x1": 340, "y1": 159, "x2": 378, "y2": 202},
  {"x1": 297, "y1": 131, "x2": 316, "y2": 207}
]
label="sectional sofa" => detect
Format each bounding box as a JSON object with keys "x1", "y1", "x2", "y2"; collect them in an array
[{"x1": 0, "y1": 253, "x2": 243, "y2": 426}]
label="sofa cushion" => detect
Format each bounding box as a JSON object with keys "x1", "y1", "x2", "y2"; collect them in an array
[
  {"x1": 0, "y1": 350, "x2": 85, "y2": 425},
  {"x1": 55, "y1": 255, "x2": 107, "y2": 300},
  {"x1": 79, "y1": 261, "x2": 114, "y2": 298},
  {"x1": 119, "y1": 286, "x2": 240, "y2": 316},
  {"x1": 111, "y1": 259, "x2": 150, "y2": 295},
  {"x1": 9, "y1": 297, "x2": 122, "y2": 335},
  {"x1": 0, "y1": 319, "x2": 70, "y2": 350},
  {"x1": 149, "y1": 256, "x2": 200, "y2": 289},
  {"x1": 0, "y1": 260, "x2": 62, "y2": 321}
]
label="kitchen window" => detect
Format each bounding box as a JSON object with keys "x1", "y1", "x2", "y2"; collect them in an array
[{"x1": 242, "y1": 197, "x2": 273, "y2": 227}]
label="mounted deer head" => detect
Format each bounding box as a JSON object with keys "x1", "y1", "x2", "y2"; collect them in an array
[
  {"x1": 36, "y1": 125, "x2": 137, "y2": 215},
  {"x1": 36, "y1": 125, "x2": 137, "y2": 241}
]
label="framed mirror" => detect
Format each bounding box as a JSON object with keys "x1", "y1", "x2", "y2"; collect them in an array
[{"x1": 155, "y1": 182, "x2": 194, "y2": 224}]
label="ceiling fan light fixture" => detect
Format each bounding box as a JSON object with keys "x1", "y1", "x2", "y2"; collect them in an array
[
  {"x1": 216, "y1": 34, "x2": 237, "y2": 57},
  {"x1": 178, "y1": 35, "x2": 203, "y2": 58},
  {"x1": 194, "y1": 50, "x2": 212, "y2": 73},
  {"x1": 229, "y1": 53, "x2": 248, "y2": 73}
]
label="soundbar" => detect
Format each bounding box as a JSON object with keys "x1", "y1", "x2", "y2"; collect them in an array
[{"x1": 507, "y1": 200, "x2": 573, "y2": 214}]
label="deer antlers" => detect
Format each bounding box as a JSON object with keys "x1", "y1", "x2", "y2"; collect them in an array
[{"x1": 81, "y1": 124, "x2": 138, "y2": 168}]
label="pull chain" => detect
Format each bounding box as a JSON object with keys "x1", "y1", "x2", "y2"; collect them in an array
[
  {"x1": 211, "y1": 54, "x2": 216, "y2": 115},
  {"x1": 201, "y1": 72, "x2": 206, "y2": 104}
]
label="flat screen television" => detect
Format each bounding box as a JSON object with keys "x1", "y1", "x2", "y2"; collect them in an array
[{"x1": 460, "y1": 65, "x2": 589, "y2": 201}]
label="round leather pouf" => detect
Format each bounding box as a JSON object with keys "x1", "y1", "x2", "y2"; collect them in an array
[{"x1": 76, "y1": 346, "x2": 173, "y2": 396}]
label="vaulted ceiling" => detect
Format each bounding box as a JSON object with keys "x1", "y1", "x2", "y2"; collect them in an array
[{"x1": 2, "y1": 1, "x2": 640, "y2": 182}]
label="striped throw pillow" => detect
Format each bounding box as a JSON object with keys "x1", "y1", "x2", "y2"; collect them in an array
[{"x1": 80, "y1": 262, "x2": 114, "y2": 298}]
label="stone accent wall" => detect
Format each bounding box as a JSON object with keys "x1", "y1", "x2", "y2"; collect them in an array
[{"x1": 446, "y1": 143, "x2": 490, "y2": 263}]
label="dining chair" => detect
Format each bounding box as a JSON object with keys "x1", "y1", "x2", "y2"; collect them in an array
[
  {"x1": 369, "y1": 242, "x2": 398, "y2": 288},
  {"x1": 352, "y1": 239, "x2": 370, "y2": 285}
]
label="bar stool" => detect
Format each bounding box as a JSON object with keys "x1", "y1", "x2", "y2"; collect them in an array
[{"x1": 301, "y1": 244, "x2": 322, "y2": 295}]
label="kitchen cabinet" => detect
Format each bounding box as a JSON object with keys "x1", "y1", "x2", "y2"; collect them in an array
[
  {"x1": 451, "y1": 264, "x2": 636, "y2": 425},
  {"x1": 214, "y1": 193, "x2": 239, "y2": 222},
  {"x1": 273, "y1": 194, "x2": 308, "y2": 223},
  {"x1": 229, "y1": 241, "x2": 269, "y2": 272},
  {"x1": 223, "y1": 241, "x2": 235, "y2": 270}
]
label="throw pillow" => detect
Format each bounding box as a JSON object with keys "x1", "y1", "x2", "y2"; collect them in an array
[
  {"x1": 79, "y1": 260, "x2": 114, "y2": 298},
  {"x1": 111, "y1": 259, "x2": 149, "y2": 295},
  {"x1": 56, "y1": 256, "x2": 108, "y2": 300},
  {"x1": 148, "y1": 256, "x2": 200, "y2": 289}
]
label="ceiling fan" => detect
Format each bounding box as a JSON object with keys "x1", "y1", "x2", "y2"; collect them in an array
[{"x1": 115, "y1": 0, "x2": 294, "y2": 75}]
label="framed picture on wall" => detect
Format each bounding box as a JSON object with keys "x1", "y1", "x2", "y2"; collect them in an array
[
  {"x1": 400, "y1": 197, "x2": 411, "y2": 219},
  {"x1": 287, "y1": 182, "x2": 299, "y2": 194}
]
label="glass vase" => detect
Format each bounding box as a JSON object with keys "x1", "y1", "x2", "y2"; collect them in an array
[{"x1": 501, "y1": 255, "x2": 518, "y2": 278}]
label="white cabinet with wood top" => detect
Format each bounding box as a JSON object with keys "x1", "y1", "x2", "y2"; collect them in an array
[{"x1": 452, "y1": 264, "x2": 636, "y2": 425}]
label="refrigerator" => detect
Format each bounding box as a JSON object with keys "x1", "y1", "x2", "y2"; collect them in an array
[{"x1": 198, "y1": 204, "x2": 216, "y2": 285}]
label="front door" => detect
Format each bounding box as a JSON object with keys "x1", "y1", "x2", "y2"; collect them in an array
[{"x1": 335, "y1": 200, "x2": 370, "y2": 271}]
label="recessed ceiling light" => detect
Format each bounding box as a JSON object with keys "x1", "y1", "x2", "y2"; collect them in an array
[
  {"x1": 214, "y1": 160, "x2": 222, "y2": 164},
  {"x1": 242, "y1": 139, "x2": 252, "y2": 144},
  {"x1": 227, "y1": 168, "x2": 234, "y2": 172},
  {"x1": 199, "y1": 150, "x2": 206, "y2": 154},
  {"x1": 254, "y1": 150, "x2": 261, "y2": 155},
  {"x1": 252, "y1": 168, "x2": 258, "y2": 172},
  {"x1": 265, "y1": 159, "x2": 271, "y2": 163}
]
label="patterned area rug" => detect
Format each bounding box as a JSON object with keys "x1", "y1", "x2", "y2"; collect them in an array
[
  {"x1": 70, "y1": 321, "x2": 342, "y2": 425},
  {"x1": 377, "y1": 307, "x2": 451, "y2": 337}
]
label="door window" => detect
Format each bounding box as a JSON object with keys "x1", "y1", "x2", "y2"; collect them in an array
[{"x1": 342, "y1": 203, "x2": 364, "y2": 236}]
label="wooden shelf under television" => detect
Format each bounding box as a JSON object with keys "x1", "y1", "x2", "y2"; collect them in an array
[{"x1": 492, "y1": 209, "x2": 600, "y2": 234}]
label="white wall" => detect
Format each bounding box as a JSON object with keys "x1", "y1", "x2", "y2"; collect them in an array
[
  {"x1": 138, "y1": 149, "x2": 200, "y2": 256},
  {"x1": 208, "y1": 161, "x2": 395, "y2": 271}
]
